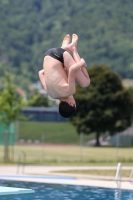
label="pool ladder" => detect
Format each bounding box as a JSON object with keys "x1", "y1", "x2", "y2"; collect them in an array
[
  {"x1": 115, "y1": 163, "x2": 122, "y2": 200},
  {"x1": 129, "y1": 168, "x2": 133, "y2": 184},
  {"x1": 115, "y1": 163, "x2": 122, "y2": 188},
  {"x1": 17, "y1": 151, "x2": 26, "y2": 174},
  {"x1": 115, "y1": 162, "x2": 133, "y2": 200},
  {"x1": 128, "y1": 169, "x2": 133, "y2": 200}
]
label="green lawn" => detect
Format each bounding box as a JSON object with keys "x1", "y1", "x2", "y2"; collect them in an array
[
  {"x1": 19, "y1": 121, "x2": 94, "y2": 144},
  {"x1": 0, "y1": 121, "x2": 132, "y2": 166},
  {"x1": 53, "y1": 169, "x2": 131, "y2": 178},
  {"x1": 1, "y1": 145, "x2": 133, "y2": 165}
]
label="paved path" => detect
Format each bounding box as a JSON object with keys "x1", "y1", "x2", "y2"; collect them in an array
[
  {"x1": 0, "y1": 165, "x2": 132, "y2": 175},
  {"x1": 0, "y1": 165, "x2": 133, "y2": 190}
]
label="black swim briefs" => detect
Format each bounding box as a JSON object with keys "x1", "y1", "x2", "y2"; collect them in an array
[{"x1": 44, "y1": 47, "x2": 66, "y2": 64}]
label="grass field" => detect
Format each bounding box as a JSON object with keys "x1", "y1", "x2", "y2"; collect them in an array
[
  {"x1": 54, "y1": 169, "x2": 131, "y2": 178},
  {"x1": 1, "y1": 144, "x2": 133, "y2": 166},
  {"x1": 0, "y1": 121, "x2": 131, "y2": 166},
  {"x1": 19, "y1": 121, "x2": 94, "y2": 144}
]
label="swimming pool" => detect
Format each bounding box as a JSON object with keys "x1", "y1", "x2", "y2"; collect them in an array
[{"x1": 0, "y1": 179, "x2": 133, "y2": 200}]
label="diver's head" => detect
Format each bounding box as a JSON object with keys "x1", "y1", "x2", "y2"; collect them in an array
[{"x1": 59, "y1": 101, "x2": 76, "y2": 118}]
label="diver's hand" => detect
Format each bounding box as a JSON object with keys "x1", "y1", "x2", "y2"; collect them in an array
[{"x1": 68, "y1": 95, "x2": 76, "y2": 107}]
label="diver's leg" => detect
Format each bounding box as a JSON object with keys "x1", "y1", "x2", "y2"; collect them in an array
[
  {"x1": 72, "y1": 47, "x2": 90, "y2": 82},
  {"x1": 63, "y1": 49, "x2": 90, "y2": 88},
  {"x1": 67, "y1": 59, "x2": 87, "y2": 94}
]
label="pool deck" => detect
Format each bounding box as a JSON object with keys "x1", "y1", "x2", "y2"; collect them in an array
[{"x1": 0, "y1": 165, "x2": 133, "y2": 190}]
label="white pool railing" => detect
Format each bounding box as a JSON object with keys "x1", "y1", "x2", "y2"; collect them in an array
[
  {"x1": 115, "y1": 162, "x2": 122, "y2": 188},
  {"x1": 129, "y1": 168, "x2": 133, "y2": 185},
  {"x1": 114, "y1": 162, "x2": 122, "y2": 200}
]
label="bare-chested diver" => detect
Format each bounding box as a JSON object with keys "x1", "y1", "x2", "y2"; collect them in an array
[{"x1": 38, "y1": 34, "x2": 90, "y2": 118}]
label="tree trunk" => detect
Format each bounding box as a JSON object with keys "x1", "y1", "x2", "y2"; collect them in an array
[{"x1": 95, "y1": 132, "x2": 101, "y2": 146}]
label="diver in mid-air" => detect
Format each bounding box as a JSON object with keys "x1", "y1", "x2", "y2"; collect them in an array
[{"x1": 39, "y1": 34, "x2": 90, "y2": 118}]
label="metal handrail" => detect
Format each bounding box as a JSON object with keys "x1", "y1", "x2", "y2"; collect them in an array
[
  {"x1": 115, "y1": 162, "x2": 122, "y2": 184},
  {"x1": 129, "y1": 168, "x2": 133, "y2": 184},
  {"x1": 128, "y1": 169, "x2": 133, "y2": 200},
  {"x1": 17, "y1": 151, "x2": 26, "y2": 174},
  {"x1": 114, "y1": 163, "x2": 122, "y2": 200}
]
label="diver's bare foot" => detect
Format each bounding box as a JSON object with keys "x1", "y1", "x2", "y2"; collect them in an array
[
  {"x1": 61, "y1": 34, "x2": 70, "y2": 48},
  {"x1": 72, "y1": 34, "x2": 78, "y2": 47},
  {"x1": 67, "y1": 33, "x2": 78, "y2": 52}
]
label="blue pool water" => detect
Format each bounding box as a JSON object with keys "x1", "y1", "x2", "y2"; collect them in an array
[{"x1": 0, "y1": 180, "x2": 133, "y2": 200}]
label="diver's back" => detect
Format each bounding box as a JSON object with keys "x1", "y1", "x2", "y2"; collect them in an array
[{"x1": 43, "y1": 56, "x2": 68, "y2": 99}]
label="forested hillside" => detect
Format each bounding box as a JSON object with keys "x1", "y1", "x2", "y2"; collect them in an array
[{"x1": 0, "y1": 0, "x2": 133, "y2": 92}]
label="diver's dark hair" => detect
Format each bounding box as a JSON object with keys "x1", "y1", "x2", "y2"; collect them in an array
[{"x1": 59, "y1": 101, "x2": 76, "y2": 118}]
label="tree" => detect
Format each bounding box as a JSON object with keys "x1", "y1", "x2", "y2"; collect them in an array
[
  {"x1": 70, "y1": 65, "x2": 133, "y2": 146},
  {"x1": 0, "y1": 72, "x2": 24, "y2": 162},
  {"x1": 26, "y1": 94, "x2": 50, "y2": 107},
  {"x1": 1, "y1": 0, "x2": 133, "y2": 86}
]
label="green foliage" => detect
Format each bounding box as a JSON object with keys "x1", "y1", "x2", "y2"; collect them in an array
[
  {"x1": 26, "y1": 93, "x2": 49, "y2": 107},
  {"x1": 0, "y1": 0, "x2": 133, "y2": 92},
  {"x1": 0, "y1": 72, "x2": 24, "y2": 126},
  {"x1": 70, "y1": 65, "x2": 133, "y2": 145},
  {"x1": 0, "y1": 72, "x2": 26, "y2": 162}
]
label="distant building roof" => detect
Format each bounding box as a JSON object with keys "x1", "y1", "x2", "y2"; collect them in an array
[
  {"x1": 21, "y1": 106, "x2": 66, "y2": 122},
  {"x1": 21, "y1": 106, "x2": 58, "y2": 112}
]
